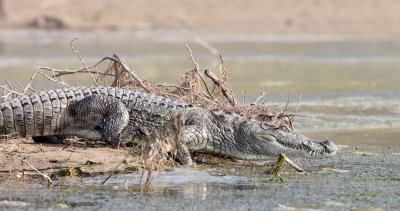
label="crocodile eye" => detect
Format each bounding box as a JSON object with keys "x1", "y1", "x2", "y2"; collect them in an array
[
  {"x1": 260, "y1": 122, "x2": 279, "y2": 130},
  {"x1": 279, "y1": 124, "x2": 290, "y2": 132}
]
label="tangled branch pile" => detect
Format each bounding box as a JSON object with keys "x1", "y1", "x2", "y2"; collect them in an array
[
  {"x1": 0, "y1": 45, "x2": 296, "y2": 128},
  {"x1": 1, "y1": 43, "x2": 299, "y2": 183}
]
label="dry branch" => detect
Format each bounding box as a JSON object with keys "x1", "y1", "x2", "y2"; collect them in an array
[
  {"x1": 204, "y1": 69, "x2": 236, "y2": 106},
  {"x1": 285, "y1": 156, "x2": 305, "y2": 172}
]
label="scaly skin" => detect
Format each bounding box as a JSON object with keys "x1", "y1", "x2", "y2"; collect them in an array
[{"x1": 0, "y1": 86, "x2": 338, "y2": 165}]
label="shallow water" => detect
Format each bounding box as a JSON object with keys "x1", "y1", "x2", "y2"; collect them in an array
[
  {"x1": 0, "y1": 29, "x2": 399, "y2": 210},
  {"x1": 1, "y1": 144, "x2": 399, "y2": 210}
]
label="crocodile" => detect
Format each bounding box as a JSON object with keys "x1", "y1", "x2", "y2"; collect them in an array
[{"x1": 0, "y1": 86, "x2": 338, "y2": 165}]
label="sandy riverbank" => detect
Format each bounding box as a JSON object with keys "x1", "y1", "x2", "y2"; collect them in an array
[{"x1": 1, "y1": 0, "x2": 400, "y2": 38}]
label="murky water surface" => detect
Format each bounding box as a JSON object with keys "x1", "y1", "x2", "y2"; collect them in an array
[{"x1": 0, "y1": 30, "x2": 399, "y2": 210}]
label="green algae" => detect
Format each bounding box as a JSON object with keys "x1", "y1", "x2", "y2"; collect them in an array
[
  {"x1": 264, "y1": 153, "x2": 287, "y2": 175},
  {"x1": 54, "y1": 203, "x2": 69, "y2": 209},
  {"x1": 51, "y1": 167, "x2": 87, "y2": 178},
  {"x1": 263, "y1": 153, "x2": 290, "y2": 183},
  {"x1": 320, "y1": 168, "x2": 349, "y2": 173},
  {"x1": 124, "y1": 165, "x2": 140, "y2": 172},
  {"x1": 0, "y1": 200, "x2": 30, "y2": 207}
]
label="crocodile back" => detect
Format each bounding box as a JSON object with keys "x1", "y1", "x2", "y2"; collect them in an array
[{"x1": 0, "y1": 86, "x2": 193, "y2": 139}]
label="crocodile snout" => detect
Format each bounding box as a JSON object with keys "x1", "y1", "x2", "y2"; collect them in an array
[{"x1": 321, "y1": 139, "x2": 338, "y2": 155}]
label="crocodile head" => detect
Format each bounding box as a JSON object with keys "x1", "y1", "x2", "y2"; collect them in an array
[
  {"x1": 201, "y1": 109, "x2": 338, "y2": 160},
  {"x1": 233, "y1": 120, "x2": 338, "y2": 159}
]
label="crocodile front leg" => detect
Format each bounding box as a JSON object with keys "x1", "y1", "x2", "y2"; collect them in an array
[
  {"x1": 184, "y1": 125, "x2": 209, "y2": 151},
  {"x1": 170, "y1": 124, "x2": 219, "y2": 165},
  {"x1": 168, "y1": 125, "x2": 208, "y2": 165},
  {"x1": 176, "y1": 141, "x2": 193, "y2": 166}
]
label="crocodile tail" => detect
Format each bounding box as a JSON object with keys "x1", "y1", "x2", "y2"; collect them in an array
[
  {"x1": 0, "y1": 96, "x2": 28, "y2": 138},
  {"x1": 0, "y1": 90, "x2": 61, "y2": 138},
  {"x1": 0, "y1": 87, "x2": 104, "y2": 138},
  {"x1": 0, "y1": 86, "x2": 130, "y2": 139},
  {"x1": 0, "y1": 93, "x2": 40, "y2": 138}
]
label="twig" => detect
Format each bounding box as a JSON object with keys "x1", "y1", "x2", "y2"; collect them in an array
[
  {"x1": 296, "y1": 93, "x2": 302, "y2": 112},
  {"x1": 8, "y1": 143, "x2": 16, "y2": 153},
  {"x1": 101, "y1": 149, "x2": 134, "y2": 185},
  {"x1": 0, "y1": 166, "x2": 64, "y2": 173},
  {"x1": 39, "y1": 66, "x2": 114, "y2": 77},
  {"x1": 5, "y1": 80, "x2": 13, "y2": 90},
  {"x1": 251, "y1": 91, "x2": 265, "y2": 105},
  {"x1": 243, "y1": 85, "x2": 248, "y2": 105},
  {"x1": 185, "y1": 44, "x2": 215, "y2": 100},
  {"x1": 16, "y1": 81, "x2": 25, "y2": 90},
  {"x1": 100, "y1": 57, "x2": 152, "y2": 93},
  {"x1": 21, "y1": 159, "x2": 53, "y2": 186},
  {"x1": 282, "y1": 88, "x2": 291, "y2": 116},
  {"x1": 285, "y1": 156, "x2": 305, "y2": 172},
  {"x1": 70, "y1": 38, "x2": 99, "y2": 86},
  {"x1": 139, "y1": 168, "x2": 153, "y2": 188},
  {"x1": 193, "y1": 37, "x2": 220, "y2": 56},
  {"x1": 22, "y1": 67, "x2": 41, "y2": 94},
  {"x1": 219, "y1": 54, "x2": 235, "y2": 94},
  {"x1": 0, "y1": 85, "x2": 22, "y2": 96},
  {"x1": 40, "y1": 72, "x2": 70, "y2": 87}
]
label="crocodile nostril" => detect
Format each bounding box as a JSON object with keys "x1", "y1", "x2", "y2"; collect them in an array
[{"x1": 323, "y1": 140, "x2": 334, "y2": 146}]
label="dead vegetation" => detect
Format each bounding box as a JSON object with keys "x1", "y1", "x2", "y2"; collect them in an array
[
  {"x1": 0, "y1": 39, "x2": 302, "y2": 185},
  {"x1": 1, "y1": 39, "x2": 296, "y2": 127}
]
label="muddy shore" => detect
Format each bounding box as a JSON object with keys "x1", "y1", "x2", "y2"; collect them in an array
[{"x1": 0, "y1": 138, "x2": 141, "y2": 178}]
